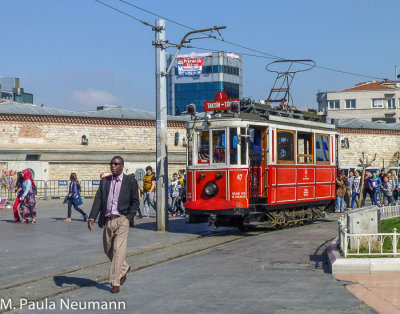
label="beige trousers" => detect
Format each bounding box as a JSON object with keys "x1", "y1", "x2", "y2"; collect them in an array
[{"x1": 103, "y1": 215, "x2": 130, "y2": 286}]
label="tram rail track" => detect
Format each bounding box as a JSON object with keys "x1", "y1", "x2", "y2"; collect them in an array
[{"x1": 0, "y1": 229, "x2": 265, "y2": 313}]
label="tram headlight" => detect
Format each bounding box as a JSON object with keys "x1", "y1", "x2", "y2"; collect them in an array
[
  {"x1": 204, "y1": 181, "x2": 219, "y2": 197},
  {"x1": 230, "y1": 101, "x2": 239, "y2": 112}
]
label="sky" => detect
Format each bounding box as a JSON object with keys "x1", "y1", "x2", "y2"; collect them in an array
[{"x1": 1, "y1": 0, "x2": 399, "y2": 112}]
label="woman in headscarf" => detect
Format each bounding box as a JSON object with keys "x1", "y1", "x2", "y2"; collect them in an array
[
  {"x1": 19, "y1": 169, "x2": 37, "y2": 223},
  {"x1": 12, "y1": 171, "x2": 23, "y2": 222}
]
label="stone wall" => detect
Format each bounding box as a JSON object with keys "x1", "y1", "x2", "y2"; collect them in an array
[
  {"x1": 339, "y1": 129, "x2": 400, "y2": 168},
  {"x1": 0, "y1": 116, "x2": 187, "y2": 181},
  {"x1": 0, "y1": 122, "x2": 186, "y2": 150}
]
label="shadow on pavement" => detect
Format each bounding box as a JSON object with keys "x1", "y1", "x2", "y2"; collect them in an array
[
  {"x1": 309, "y1": 237, "x2": 335, "y2": 274},
  {"x1": 53, "y1": 276, "x2": 109, "y2": 291},
  {"x1": 51, "y1": 217, "x2": 86, "y2": 222}
]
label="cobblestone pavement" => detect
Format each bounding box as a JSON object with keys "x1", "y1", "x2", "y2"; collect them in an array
[{"x1": 0, "y1": 205, "x2": 374, "y2": 314}]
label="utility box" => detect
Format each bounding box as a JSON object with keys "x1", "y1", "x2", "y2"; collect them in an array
[{"x1": 346, "y1": 206, "x2": 379, "y2": 249}]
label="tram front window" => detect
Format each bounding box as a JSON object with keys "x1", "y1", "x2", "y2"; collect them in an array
[
  {"x1": 197, "y1": 131, "x2": 210, "y2": 164},
  {"x1": 212, "y1": 130, "x2": 226, "y2": 163},
  {"x1": 230, "y1": 128, "x2": 238, "y2": 165}
]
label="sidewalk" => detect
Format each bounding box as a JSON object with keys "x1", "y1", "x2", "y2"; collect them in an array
[
  {"x1": 335, "y1": 273, "x2": 400, "y2": 314},
  {"x1": 0, "y1": 199, "x2": 216, "y2": 287}
]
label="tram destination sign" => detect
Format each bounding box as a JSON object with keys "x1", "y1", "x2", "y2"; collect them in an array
[{"x1": 204, "y1": 92, "x2": 239, "y2": 112}]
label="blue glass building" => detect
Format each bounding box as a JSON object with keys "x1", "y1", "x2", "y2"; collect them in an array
[{"x1": 167, "y1": 52, "x2": 242, "y2": 115}]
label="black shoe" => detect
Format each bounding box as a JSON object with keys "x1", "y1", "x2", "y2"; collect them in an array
[
  {"x1": 137, "y1": 215, "x2": 143, "y2": 219},
  {"x1": 83, "y1": 214, "x2": 88, "y2": 222}
]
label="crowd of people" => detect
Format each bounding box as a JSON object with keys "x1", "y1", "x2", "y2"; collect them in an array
[
  {"x1": 335, "y1": 168, "x2": 399, "y2": 212},
  {"x1": 11, "y1": 165, "x2": 187, "y2": 224}
]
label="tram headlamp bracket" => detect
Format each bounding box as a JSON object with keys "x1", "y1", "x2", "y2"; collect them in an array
[{"x1": 204, "y1": 181, "x2": 219, "y2": 197}]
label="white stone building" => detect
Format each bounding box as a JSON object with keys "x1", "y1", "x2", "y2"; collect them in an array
[{"x1": 317, "y1": 81, "x2": 400, "y2": 122}]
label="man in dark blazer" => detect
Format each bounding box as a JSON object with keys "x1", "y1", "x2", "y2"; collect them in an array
[{"x1": 88, "y1": 156, "x2": 139, "y2": 293}]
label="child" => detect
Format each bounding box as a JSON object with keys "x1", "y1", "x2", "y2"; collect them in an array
[
  {"x1": 169, "y1": 173, "x2": 182, "y2": 218},
  {"x1": 382, "y1": 176, "x2": 396, "y2": 206}
]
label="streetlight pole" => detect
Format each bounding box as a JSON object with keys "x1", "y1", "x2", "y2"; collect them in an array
[
  {"x1": 152, "y1": 21, "x2": 226, "y2": 231},
  {"x1": 153, "y1": 19, "x2": 168, "y2": 231}
]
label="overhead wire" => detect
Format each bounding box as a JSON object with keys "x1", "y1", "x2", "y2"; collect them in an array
[
  {"x1": 116, "y1": 0, "x2": 386, "y2": 81},
  {"x1": 94, "y1": 0, "x2": 154, "y2": 27}
]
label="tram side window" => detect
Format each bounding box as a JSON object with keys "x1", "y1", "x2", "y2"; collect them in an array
[
  {"x1": 277, "y1": 130, "x2": 295, "y2": 164},
  {"x1": 297, "y1": 132, "x2": 313, "y2": 164},
  {"x1": 230, "y1": 128, "x2": 238, "y2": 165},
  {"x1": 249, "y1": 129, "x2": 263, "y2": 164},
  {"x1": 197, "y1": 131, "x2": 210, "y2": 164},
  {"x1": 240, "y1": 128, "x2": 247, "y2": 165},
  {"x1": 212, "y1": 130, "x2": 226, "y2": 164},
  {"x1": 316, "y1": 134, "x2": 330, "y2": 164}
]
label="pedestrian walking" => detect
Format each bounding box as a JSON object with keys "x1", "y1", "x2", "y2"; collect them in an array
[
  {"x1": 88, "y1": 156, "x2": 139, "y2": 294},
  {"x1": 129, "y1": 173, "x2": 143, "y2": 219},
  {"x1": 12, "y1": 171, "x2": 23, "y2": 222},
  {"x1": 335, "y1": 173, "x2": 347, "y2": 212},
  {"x1": 351, "y1": 170, "x2": 361, "y2": 209},
  {"x1": 389, "y1": 170, "x2": 399, "y2": 202},
  {"x1": 362, "y1": 170, "x2": 373, "y2": 207},
  {"x1": 19, "y1": 169, "x2": 37, "y2": 224},
  {"x1": 382, "y1": 176, "x2": 396, "y2": 206},
  {"x1": 345, "y1": 171, "x2": 354, "y2": 209},
  {"x1": 63, "y1": 173, "x2": 88, "y2": 222},
  {"x1": 177, "y1": 169, "x2": 186, "y2": 217},
  {"x1": 169, "y1": 173, "x2": 183, "y2": 218},
  {"x1": 368, "y1": 171, "x2": 382, "y2": 206},
  {"x1": 142, "y1": 166, "x2": 156, "y2": 217}
]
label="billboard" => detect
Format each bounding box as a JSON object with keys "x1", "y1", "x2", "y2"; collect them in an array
[{"x1": 177, "y1": 58, "x2": 203, "y2": 76}]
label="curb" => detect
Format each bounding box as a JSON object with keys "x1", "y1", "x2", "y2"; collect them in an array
[{"x1": 327, "y1": 237, "x2": 400, "y2": 274}]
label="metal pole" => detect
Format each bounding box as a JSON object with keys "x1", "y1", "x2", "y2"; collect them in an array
[{"x1": 154, "y1": 19, "x2": 168, "y2": 231}]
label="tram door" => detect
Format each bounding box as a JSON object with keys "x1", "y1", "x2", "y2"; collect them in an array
[{"x1": 248, "y1": 127, "x2": 268, "y2": 204}]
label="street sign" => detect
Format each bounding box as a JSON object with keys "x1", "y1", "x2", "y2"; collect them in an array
[
  {"x1": 204, "y1": 92, "x2": 239, "y2": 112},
  {"x1": 92, "y1": 180, "x2": 100, "y2": 186},
  {"x1": 58, "y1": 180, "x2": 68, "y2": 186}
]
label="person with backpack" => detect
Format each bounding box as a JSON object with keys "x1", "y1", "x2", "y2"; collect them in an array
[
  {"x1": 63, "y1": 173, "x2": 88, "y2": 222},
  {"x1": 382, "y1": 176, "x2": 396, "y2": 206},
  {"x1": 19, "y1": 169, "x2": 37, "y2": 224}
]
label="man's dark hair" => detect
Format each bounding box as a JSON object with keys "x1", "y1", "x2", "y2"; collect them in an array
[
  {"x1": 112, "y1": 156, "x2": 124, "y2": 164},
  {"x1": 146, "y1": 166, "x2": 152, "y2": 171}
]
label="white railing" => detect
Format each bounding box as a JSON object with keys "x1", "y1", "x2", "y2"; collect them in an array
[
  {"x1": 338, "y1": 207, "x2": 400, "y2": 257},
  {"x1": 339, "y1": 227, "x2": 400, "y2": 257},
  {"x1": 380, "y1": 204, "x2": 400, "y2": 220}
]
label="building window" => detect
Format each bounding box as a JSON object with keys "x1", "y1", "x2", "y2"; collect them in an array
[
  {"x1": 277, "y1": 130, "x2": 295, "y2": 164},
  {"x1": 1, "y1": 92, "x2": 13, "y2": 100},
  {"x1": 328, "y1": 100, "x2": 340, "y2": 110},
  {"x1": 387, "y1": 98, "x2": 396, "y2": 109},
  {"x1": 345, "y1": 99, "x2": 356, "y2": 109},
  {"x1": 372, "y1": 99, "x2": 384, "y2": 108}
]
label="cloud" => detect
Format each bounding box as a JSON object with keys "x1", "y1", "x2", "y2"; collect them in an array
[{"x1": 70, "y1": 89, "x2": 121, "y2": 109}]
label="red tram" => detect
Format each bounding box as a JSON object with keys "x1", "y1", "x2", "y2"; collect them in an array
[{"x1": 184, "y1": 103, "x2": 338, "y2": 229}]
